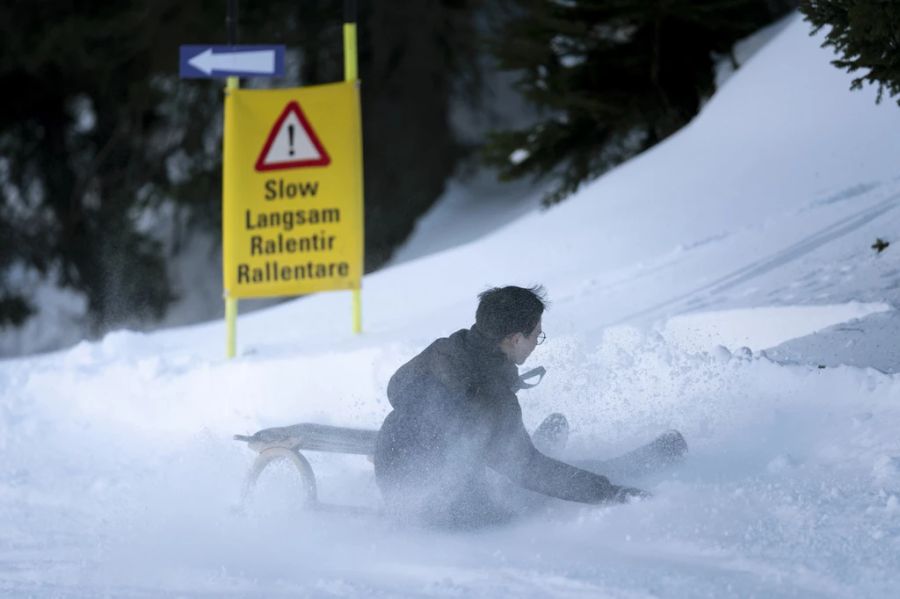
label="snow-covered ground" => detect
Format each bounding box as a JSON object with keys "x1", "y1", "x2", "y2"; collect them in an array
[{"x1": 3, "y1": 12, "x2": 900, "y2": 597}]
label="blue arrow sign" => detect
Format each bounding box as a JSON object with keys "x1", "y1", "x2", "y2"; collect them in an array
[{"x1": 180, "y1": 45, "x2": 285, "y2": 79}]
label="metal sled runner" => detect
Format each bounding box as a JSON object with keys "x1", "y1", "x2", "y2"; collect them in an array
[{"x1": 234, "y1": 423, "x2": 378, "y2": 506}]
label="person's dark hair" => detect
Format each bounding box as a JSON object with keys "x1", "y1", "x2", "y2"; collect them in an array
[{"x1": 475, "y1": 285, "x2": 548, "y2": 341}]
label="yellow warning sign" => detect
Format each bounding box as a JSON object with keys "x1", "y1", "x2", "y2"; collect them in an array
[{"x1": 222, "y1": 81, "x2": 363, "y2": 299}]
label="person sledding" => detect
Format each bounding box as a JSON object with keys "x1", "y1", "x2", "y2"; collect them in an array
[{"x1": 374, "y1": 285, "x2": 686, "y2": 529}]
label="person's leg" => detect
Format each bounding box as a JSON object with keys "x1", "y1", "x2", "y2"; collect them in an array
[{"x1": 573, "y1": 430, "x2": 688, "y2": 481}]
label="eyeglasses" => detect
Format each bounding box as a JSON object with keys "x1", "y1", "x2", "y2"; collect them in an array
[{"x1": 535, "y1": 331, "x2": 546, "y2": 345}]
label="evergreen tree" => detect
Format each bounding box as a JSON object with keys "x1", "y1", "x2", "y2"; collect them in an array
[
  {"x1": 800, "y1": 0, "x2": 900, "y2": 104},
  {"x1": 359, "y1": 0, "x2": 482, "y2": 267},
  {"x1": 484, "y1": 0, "x2": 793, "y2": 205},
  {"x1": 0, "y1": 0, "x2": 482, "y2": 343},
  {"x1": 0, "y1": 1, "x2": 225, "y2": 332}
]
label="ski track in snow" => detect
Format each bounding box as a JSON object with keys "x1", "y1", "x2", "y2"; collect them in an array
[{"x1": 619, "y1": 192, "x2": 899, "y2": 324}]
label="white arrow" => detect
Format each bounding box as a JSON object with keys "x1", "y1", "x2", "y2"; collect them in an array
[{"x1": 188, "y1": 48, "x2": 276, "y2": 76}]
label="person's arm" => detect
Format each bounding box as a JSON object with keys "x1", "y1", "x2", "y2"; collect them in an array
[{"x1": 485, "y1": 396, "x2": 649, "y2": 504}]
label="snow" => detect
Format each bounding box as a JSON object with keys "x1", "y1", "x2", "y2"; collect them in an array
[
  {"x1": 389, "y1": 170, "x2": 545, "y2": 264},
  {"x1": 660, "y1": 302, "x2": 891, "y2": 355},
  {"x1": 3, "y1": 12, "x2": 900, "y2": 597}
]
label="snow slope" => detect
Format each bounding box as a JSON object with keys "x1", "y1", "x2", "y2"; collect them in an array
[{"x1": 2, "y1": 13, "x2": 900, "y2": 598}]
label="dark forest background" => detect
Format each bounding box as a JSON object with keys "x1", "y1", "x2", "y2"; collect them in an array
[{"x1": 6, "y1": 0, "x2": 891, "y2": 351}]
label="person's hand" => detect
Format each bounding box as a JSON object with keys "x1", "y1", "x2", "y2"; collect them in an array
[{"x1": 614, "y1": 486, "x2": 651, "y2": 503}]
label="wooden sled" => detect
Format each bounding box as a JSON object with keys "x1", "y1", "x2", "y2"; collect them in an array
[{"x1": 235, "y1": 416, "x2": 687, "y2": 508}]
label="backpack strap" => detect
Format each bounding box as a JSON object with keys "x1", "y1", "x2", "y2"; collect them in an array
[{"x1": 517, "y1": 366, "x2": 546, "y2": 390}]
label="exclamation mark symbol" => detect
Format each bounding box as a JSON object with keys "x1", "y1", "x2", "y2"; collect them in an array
[{"x1": 288, "y1": 124, "x2": 295, "y2": 156}]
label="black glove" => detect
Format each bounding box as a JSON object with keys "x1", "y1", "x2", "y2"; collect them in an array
[{"x1": 613, "y1": 486, "x2": 651, "y2": 503}]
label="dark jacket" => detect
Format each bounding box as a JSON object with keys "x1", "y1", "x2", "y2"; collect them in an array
[{"x1": 374, "y1": 325, "x2": 622, "y2": 522}]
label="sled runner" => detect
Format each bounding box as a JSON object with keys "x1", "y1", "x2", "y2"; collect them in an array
[{"x1": 234, "y1": 423, "x2": 377, "y2": 506}]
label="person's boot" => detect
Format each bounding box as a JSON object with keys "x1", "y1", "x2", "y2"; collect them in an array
[
  {"x1": 531, "y1": 413, "x2": 569, "y2": 457},
  {"x1": 657, "y1": 430, "x2": 688, "y2": 464}
]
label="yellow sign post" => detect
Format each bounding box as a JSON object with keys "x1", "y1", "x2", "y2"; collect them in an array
[
  {"x1": 219, "y1": 6, "x2": 363, "y2": 358},
  {"x1": 223, "y1": 82, "x2": 364, "y2": 299}
]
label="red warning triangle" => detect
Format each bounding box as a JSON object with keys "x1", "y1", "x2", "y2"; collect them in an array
[{"x1": 255, "y1": 101, "x2": 331, "y2": 171}]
